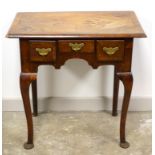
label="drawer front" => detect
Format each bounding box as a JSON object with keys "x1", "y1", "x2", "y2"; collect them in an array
[
  {"x1": 58, "y1": 40, "x2": 95, "y2": 53},
  {"x1": 97, "y1": 40, "x2": 124, "y2": 61},
  {"x1": 29, "y1": 40, "x2": 56, "y2": 62}
]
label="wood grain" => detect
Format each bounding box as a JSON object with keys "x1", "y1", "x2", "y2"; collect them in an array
[
  {"x1": 58, "y1": 40, "x2": 95, "y2": 53},
  {"x1": 97, "y1": 40, "x2": 124, "y2": 61},
  {"x1": 7, "y1": 11, "x2": 146, "y2": 38},
  {"x1": 7, "y1": 12, "x2": 146, "y2": 149},
  {"x1": 29, "y1": 40, "x2": 56, "y2": 62}
]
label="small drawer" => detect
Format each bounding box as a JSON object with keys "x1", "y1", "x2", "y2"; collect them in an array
[
  {"x1": 58, "y1": 40, "x2": 95, "y2": 53},
  {"x1": 97, "y1": 40, "x2": 124, "y2": 61},
  {"x1": 29, "y1": 40, "x2": 56, "y2": 62}
]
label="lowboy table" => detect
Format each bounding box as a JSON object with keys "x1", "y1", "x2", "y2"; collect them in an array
[{"x1": 7, "y1": 11, "x2": 146, "y2": 149}]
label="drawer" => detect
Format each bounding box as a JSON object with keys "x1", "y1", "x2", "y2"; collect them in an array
[
  {"x1": 29, "y1": 40, "x2": 56, "y2": 62},
  {"x1": 58, "y1": 40, "x2": 95, "y2": 53},
  {"x1": 97, "y1": 40, "x2": 124, "y2": 61}
]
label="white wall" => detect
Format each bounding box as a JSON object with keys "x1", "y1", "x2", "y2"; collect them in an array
[{"x1": 1, "y1": 1, "x2": 152, "y2": 105}]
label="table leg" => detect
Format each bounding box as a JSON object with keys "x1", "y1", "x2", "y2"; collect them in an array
[
  {"x1": 32, "y1": 80, "x2": 38, "y2": 116},
  {"x1": 112, "y1": 67, "x2": 119, "y2": 116},
  {"x1": 117, "y1": 72, "x2": 133, "y2": 148},
  {"x1": 20, "y1": 73, "x2": 37, "y2": 149}
]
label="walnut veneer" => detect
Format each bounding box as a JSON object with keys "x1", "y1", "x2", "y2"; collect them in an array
[{"x1": 7, "y1": 11, "x2": 146, "y2": 149}]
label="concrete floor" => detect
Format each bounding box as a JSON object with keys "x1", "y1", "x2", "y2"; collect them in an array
[{"x1": 3, "y1": 112, "x2": 151, "y2": 155}]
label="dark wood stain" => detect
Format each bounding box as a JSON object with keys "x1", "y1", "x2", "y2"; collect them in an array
[{"x1": 6, "y1": 11, "x2": 146, "y2": 150}]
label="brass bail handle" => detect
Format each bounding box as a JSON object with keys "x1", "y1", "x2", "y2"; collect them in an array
[
  {"x1": 35, "y1": 48, "x2": 52, "y2": 56},
  {"x1": 69, "y1": 43, "x2": 84, "y2": 52},
  {"x1": 103, "y1": 47, "x2": 119, "y2": 55}
]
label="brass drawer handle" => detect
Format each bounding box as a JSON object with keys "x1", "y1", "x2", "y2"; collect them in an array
[
  {"x1": 69, "y1": 43, "x2": 84, "y2": 52},
  {"x1": 35, "y1": 48, "x2": 52, "y2": 56},
  {"x1": 103, "y1": 47, "x2": 119, "y2": 55}
]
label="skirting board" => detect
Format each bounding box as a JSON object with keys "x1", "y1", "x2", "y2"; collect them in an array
[{"x1": 3, "y1": 97, "x2": 152, "y2": 112}]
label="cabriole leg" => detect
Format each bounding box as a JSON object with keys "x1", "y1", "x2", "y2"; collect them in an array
[
  {"x1": 20, "y1": 73, "x2": 37, "y2": 149},
  {"x1": 117, "y1": 72, "x2": 133, "y2": 148}
]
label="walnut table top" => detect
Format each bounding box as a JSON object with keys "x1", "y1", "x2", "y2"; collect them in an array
[{"x1": 7, "y1": 11, "x2": 146, "y2": 38}]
